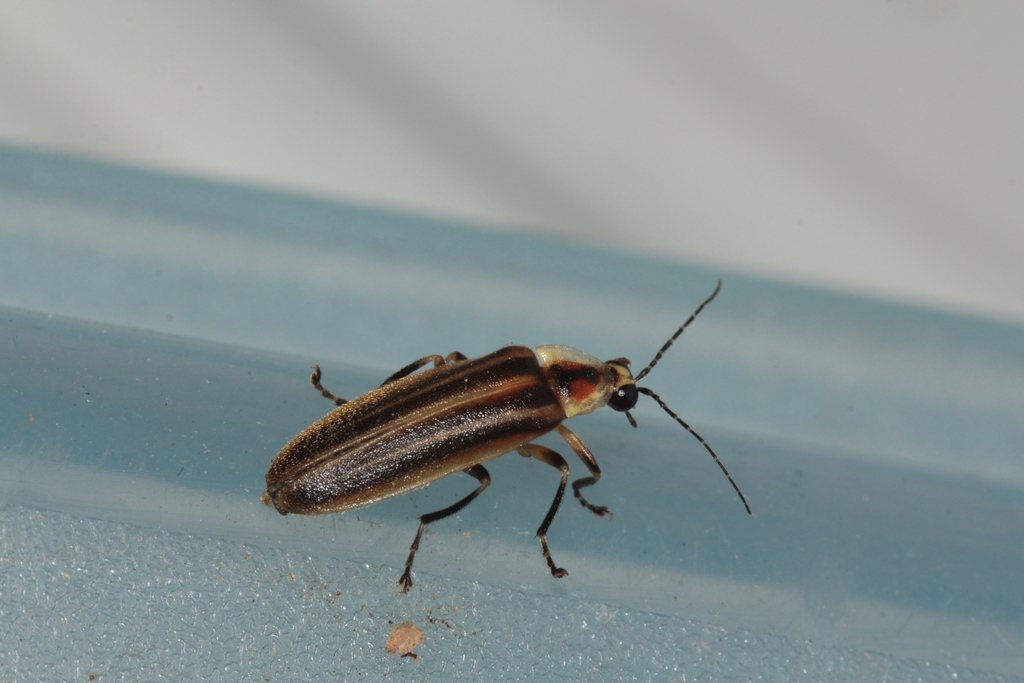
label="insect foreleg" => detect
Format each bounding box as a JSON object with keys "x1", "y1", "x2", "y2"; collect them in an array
[
  {"x1": 398, "y1": 463, "x2": 490, "y2": 593},
  {"x1": 556, "y1": 425, "x2": 612, "y2": 518},
  {"x1": 517, "y1": 444, "x2": 571, "y2": 579},
  {"x1": 380, "y1": 351, "x2": 468, "y2": 387}
]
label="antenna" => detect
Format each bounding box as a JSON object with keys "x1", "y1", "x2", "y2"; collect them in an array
[
  {"x1": 638, "y1": 386, "x2": 751, "y2": 514},
  {"x1": 635, "y1": 280, "x2": 721, "y2": 382},
  {"x1": 629, "y1": 280, "x2": 750, "y2": 514}
]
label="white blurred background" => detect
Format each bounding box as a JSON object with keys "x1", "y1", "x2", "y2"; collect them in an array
[{"x1": 1, "y1": 1, "x2": 1021, "y2": 323}]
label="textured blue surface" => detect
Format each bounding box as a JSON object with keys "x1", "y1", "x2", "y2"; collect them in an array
[{"x1": 1, "y1": 145, "x2": 1023, "y2": 679}]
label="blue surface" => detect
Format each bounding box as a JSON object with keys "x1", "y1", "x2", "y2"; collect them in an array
[{"x1": 1, "y1": 145, "x2": 1023, "y2": 680}]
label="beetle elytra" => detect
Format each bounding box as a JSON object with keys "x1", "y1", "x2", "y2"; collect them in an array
[{"x1": 262, "y1": 280, "x2": 749, "y2": 592}]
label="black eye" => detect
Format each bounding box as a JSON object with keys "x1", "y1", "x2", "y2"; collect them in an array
[{"x1": 608, "y1": 383, "x2": 638, "y2": 412}]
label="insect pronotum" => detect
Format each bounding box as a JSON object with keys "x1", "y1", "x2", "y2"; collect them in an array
[{"x1": 262, "y1": 280, "x2": 749, "y2": 592}]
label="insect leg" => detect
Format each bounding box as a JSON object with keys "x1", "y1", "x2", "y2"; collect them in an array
[
  {"x1": 310, "y1": 365, "x2": 346, "y2": 406},
  {"x1": 556, "y1": 424, "x2": 612, "y2": 518},
  {"x1": 380, "y1": 351, "x2": 468, "y2": 387},
  {"x1": 398, "y1": 463, "x2": 490, "y2": 593},
  {"x1": 517, "y1": 444, "x2": 571, "y2": 579}
]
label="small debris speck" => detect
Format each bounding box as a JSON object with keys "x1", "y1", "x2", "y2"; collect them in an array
[{"x1": 385, "y1": 621, "x2": 425, "y2": 657}]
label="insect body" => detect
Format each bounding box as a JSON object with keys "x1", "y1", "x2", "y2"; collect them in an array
[{"x1": 262, "y1": 281, "x2": 749, "y2": 592}]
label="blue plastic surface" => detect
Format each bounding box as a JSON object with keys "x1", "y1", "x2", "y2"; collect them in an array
[{"x1": 2, "y1": 145, "x2": 1023, "y2": 680}]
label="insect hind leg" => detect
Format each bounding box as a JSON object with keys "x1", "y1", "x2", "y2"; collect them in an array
[
  {"x1": 310, "y1": 365, "x2": 346, "y2": 406},
  {"x1": 399, "y1": 463, "x2": 490, "y2": 593}
]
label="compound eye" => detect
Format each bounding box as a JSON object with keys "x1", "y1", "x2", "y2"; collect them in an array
[{"x1": 608, "y1": 383, "x2": 638, "y2": 412}]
